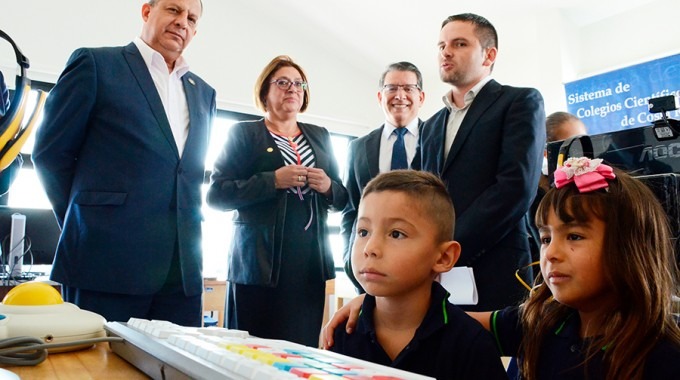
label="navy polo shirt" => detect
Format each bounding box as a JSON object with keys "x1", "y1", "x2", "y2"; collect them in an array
[
  {"x1": 330, "y1": 282, "x2": 508, "y2": 380},
  {"x1": 491, "y1": 306, "x2": 680, "y2": 379}
]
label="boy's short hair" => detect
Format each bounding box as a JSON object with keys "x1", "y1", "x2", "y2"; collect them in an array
[{"x1": 362, "y1": 170, "x2": 455, "y2": 242}]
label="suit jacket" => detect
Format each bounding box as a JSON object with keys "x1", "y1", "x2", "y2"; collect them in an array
[
  {"x1": 32, "y1": 43, "x2": 216, "y2": 296},
  {"x1": 206, "y1": 119, "x2": 348, "y2": 287},
  {"x1": 340, "y1": 121, "x2": 423, "y2": 289},
  {"x1": 413, "y1": 79, "x2": 545, "y2": 310}
]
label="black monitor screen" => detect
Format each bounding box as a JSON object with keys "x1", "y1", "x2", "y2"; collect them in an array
[{"x1": 0, "y1": 206, "x2": 60, "y2": 266}]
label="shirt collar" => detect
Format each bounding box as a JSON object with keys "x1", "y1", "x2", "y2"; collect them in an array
[
  {"x1": 133, "y1": 36, "x2": 190, "y2": 77},
  {"x1": 382, "y1": 117, "x2": 420, "y2": 140},
  {"x1": 356, "y1": 282, "x2": 449, "y2": 339},
  {"x1": 442, "y1": 76, "x2": 493, "y2": 112},
  {"x1": 554, "y1": 311, "x2": 580, "y2": 338}
]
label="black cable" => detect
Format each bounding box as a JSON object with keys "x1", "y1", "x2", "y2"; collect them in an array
[
  {"x1": 1, "y1": 234, "x2": 37, "y2": 286},
  {"x1": 0, "y1": 234, "x2": 8, "y2": 279},
  {"x1": 0, "y1": 336, "x2": 125, "y2": 366}
]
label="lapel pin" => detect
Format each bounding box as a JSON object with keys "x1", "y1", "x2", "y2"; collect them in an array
[
  {"x1": 188, "y1": 78, "x2": 196, "y2": 86},
  {"x1": 267, "y1": 147, "x2": 273, "y2": 152}
]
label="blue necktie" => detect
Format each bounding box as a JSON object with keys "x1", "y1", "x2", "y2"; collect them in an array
[{"x1": 390, "y1": 128, "x2": 408, "y2": 170}]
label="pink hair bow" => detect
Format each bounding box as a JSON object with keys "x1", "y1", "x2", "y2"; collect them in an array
[{"x1": 554, "y1": 157, "x2": 615, "y2": 192}]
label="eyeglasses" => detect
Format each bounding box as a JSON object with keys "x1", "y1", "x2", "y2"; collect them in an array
[
  {"x1": 270, "y1": 79, "x2": 308, "y2": 91},
  {"x1": 382, "y1": 84, "x2": 420, "y2": 94}
]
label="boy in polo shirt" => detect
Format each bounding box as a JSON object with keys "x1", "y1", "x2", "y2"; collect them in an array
[{"x1": 329, "y1": 170, "x2": 507, "y2": 379}]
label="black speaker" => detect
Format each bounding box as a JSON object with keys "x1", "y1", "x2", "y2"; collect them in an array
[
  {"x1": 554, "y1": 134, "x2": 680, "y2": 263},
  {"x1": 635, "y1": 173, "x2": 680, "y2": 262}
]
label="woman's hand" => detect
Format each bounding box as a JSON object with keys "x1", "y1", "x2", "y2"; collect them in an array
[
  {"x1": 307, "y1": 167, "x2": 332, "y2": 196},
  {"x1": 321, "y1": 294, "x2": 365, "y2": 349},
  {"x1": 274, "y1": 165, "x2": 308, "y2": 189}
]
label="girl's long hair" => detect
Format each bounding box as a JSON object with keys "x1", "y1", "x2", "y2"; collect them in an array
[{"x1": 521, "y1": 168, "x2": 680, "y2": 380}]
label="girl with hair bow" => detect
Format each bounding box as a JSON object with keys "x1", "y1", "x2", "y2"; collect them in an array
[
  {"x1": 473, "y1": 157, "x2": 680, "y2": 379},
  {"x1": 324, "y1": 157, "x2": 680, "y2": 379}
]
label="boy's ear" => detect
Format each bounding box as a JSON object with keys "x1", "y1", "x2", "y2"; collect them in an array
[{"x1": 433, "y1": 240, "x2": 461, "y2": 274}]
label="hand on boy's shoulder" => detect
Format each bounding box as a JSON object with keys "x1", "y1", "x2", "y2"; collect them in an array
[
  {"x1": 325, "y1": 319, "x2": 351, "y2": 354},
  {"x1": 322, "y1": 294, "x2": 365, "y2": 349}
]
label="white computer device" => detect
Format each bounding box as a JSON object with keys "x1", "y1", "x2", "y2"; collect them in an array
[{"x1": 8, "y1": 213, "x2": 25, "y2": 278}]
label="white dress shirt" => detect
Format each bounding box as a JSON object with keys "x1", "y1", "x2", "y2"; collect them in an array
[
  {"x1": 133, "y1": 37, "x2": 190, "y2": 157},
  {"x1": 378, "y1": 117, "x2": 420, "y2": 173},
  {"x1": 442, "y1": 76, "x2": 493, "y2": 158}
]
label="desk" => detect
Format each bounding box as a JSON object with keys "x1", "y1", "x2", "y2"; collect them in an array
[
  {"x1": 0, "y1": 342, "x2": 148, "y2": 379},
  {"x1": 203, "y1": 279, "x2": 226, "y2": 327},
  {"x1": 204, "y1": 276, "x2": 359, "y2": 330},
  {"x1": 322, "y1": 272, "x2": 359, "y2": 331}
]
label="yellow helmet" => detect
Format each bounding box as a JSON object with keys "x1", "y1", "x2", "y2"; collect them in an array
[{"x1": 0, "y1": 29, "x2": 47, "y2": 172}]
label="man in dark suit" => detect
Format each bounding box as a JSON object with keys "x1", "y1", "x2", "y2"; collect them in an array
[
  {"x1": 32, "y1": 0, "x2": 215, "y2": 326},
  {"x1": 341, "y1": 61, "x2": 425, "y2": 290},
  {"x1": 414, "y1": 13, "x2": 545, "y2": 311}
]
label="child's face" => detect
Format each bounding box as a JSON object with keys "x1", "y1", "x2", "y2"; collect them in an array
[
  {"x1": 539, "y1": 209, "x2": 611, "y2": 312},
  {"x1": 352, "y1": 190, "x2": 457, "y2": 297}
]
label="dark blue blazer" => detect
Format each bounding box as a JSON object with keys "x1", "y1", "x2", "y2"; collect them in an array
[
  {"x1": 206, "y1": 119, "x2": 348, "y2": 286},
  {"x1": 33, "y1": 43, "x2": 216, "y2": 296},
  {"x1": 340, "y1": 121, "x2": 423, "y2": 289},
  {"x1": 414, "y1": 79, "x2": 545, "y2": 310}
]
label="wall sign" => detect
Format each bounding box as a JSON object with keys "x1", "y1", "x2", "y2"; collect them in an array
[{"x1": 565, "y1": 54, "x2": 680, "y2": 134}]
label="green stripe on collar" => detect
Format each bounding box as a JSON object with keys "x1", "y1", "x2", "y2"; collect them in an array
[
  {"x1": 442, "y1": 297, "x2": 448, "y2": 324},
  {"x1": 491, "y1": 310, "x2": 505, "y2": 356},
  {"x1": 554, "y1": 313, "x2": 575, "y2": 335}
]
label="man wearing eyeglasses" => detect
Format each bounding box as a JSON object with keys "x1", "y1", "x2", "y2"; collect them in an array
[
  {"x1": 32, "y1": 0, "x2": 215, "y2": 326},
  {"x1": 414, "y1": 13, "x2": 545, "y2": 311},
  {"x1": 341, "y1": 61, "x2": 425, "y2": 291}
]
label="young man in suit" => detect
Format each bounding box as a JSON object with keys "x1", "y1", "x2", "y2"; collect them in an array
[
  {"x1": 413, "y1": 13, "x2": 545, "y2": 311},
  {"x1": 32, "y1": 0, "x2": 216, "y2": 326},
  {"x1": 341, "y1": 61, "x2": 425, "y2": 291}
]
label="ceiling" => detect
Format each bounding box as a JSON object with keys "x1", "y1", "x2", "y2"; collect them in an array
[
  {"x1": 202, "y1": 0, "x2": 658, "y2": 130},
  {"x1": 228, "y1": 0, "x2": 656, "y2": 71},
  {"x1": 0, "y1": 0, "x2": 663, "y2": 134}
]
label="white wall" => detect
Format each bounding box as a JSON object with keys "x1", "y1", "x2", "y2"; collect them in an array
[
  {"x1": 1, "y1": 0, "x2": 678, "y2": 136},
  {"x1": 576, "y1": 0, "x2": 679, "y2": 78}
]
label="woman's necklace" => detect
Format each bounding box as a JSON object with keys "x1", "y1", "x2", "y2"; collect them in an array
[{"x1": 266, "y1": 120, "x2": 301, "y2": 142}]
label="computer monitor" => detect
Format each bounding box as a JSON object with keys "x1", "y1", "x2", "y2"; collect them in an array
[
  {"x1": 0, "y1": 206, "x2": 60, "y2": 269},
  {"x1": 545, "y1": 125, "x2": 680, "y2": 263},
  {"x1": 545, "y1": 123, "x2": 680, "y2": 179}
]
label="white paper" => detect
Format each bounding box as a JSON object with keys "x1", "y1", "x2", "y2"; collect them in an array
[{"x1": 438, "y1": 266, "x2": 478, "y2": 305}]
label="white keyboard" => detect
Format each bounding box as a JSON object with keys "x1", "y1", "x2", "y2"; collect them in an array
[{"x1": 105, "y1": 318, "x2": 434, "y2": 380}]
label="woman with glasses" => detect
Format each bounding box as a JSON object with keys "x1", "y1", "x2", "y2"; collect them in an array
[{"x1": 207, "y1": 55, "x2": 348, "y2": 346}]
